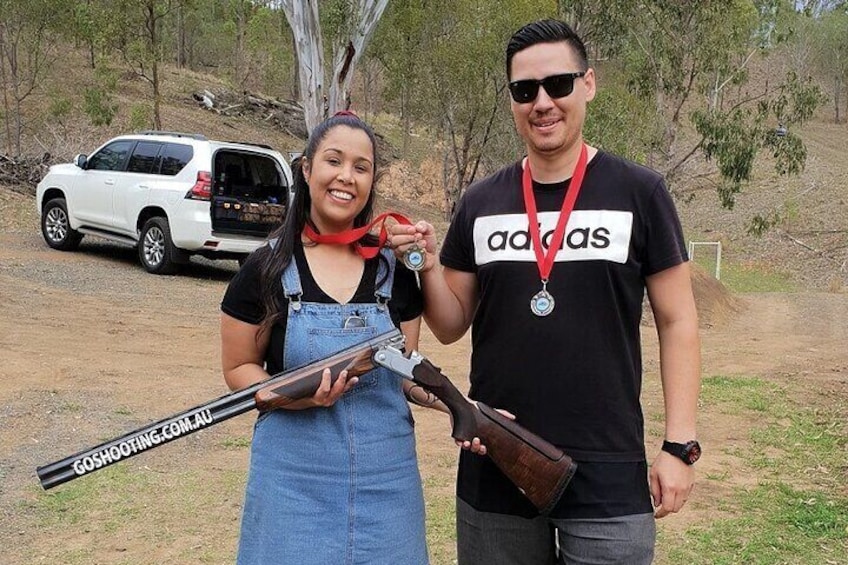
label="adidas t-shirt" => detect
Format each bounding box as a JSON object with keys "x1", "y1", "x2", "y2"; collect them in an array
[{"x1": 441, "y1": 151, "x2": 688, "y2": 518}]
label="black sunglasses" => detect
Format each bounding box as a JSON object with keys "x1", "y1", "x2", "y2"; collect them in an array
[{"x1": 508, "y1": 72, "x2": 586, "y2": 104}]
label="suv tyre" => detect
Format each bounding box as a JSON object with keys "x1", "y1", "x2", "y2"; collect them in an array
[
  {"x1": 41, "y1": 198, "x2": 83, "y2": 251},
  {"x1": 139, "y1": 217, "x2": 180, "y2": 275}
]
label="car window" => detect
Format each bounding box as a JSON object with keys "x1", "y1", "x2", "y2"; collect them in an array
[
  {"x1": 127, "y1": 141, "x2": 163, "y2": 174},
  {"x1": 159, "y1": 143, "x2": 193, "y2": 176},
  {"x1": 87, "y1": 141, "x2": 134, "y2": 172}
]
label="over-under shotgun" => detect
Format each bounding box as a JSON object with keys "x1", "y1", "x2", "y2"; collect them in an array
[{"x1": 37, "y1": 329, "x2": 575, "y2": 514}]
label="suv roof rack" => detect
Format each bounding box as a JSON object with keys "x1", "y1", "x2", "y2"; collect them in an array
[
  {"x1": 137, "y1": 130, "x2": 209, "y2": 141},
  {"x1": 221, "y1": 140, "x2": 274, "y2": 150}
]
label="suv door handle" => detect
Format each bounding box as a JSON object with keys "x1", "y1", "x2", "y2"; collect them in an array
[
  {"x1": 138, "y1": 185, "x2": 149, "y2": 189},
  {"x1": 104, "y1": 179, "x2": 115, "y2": 185}
]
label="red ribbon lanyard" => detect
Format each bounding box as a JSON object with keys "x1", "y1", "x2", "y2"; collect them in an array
[
  {"x1": 522, "y1": 143, "x2": 588, "y2": 282},
  {"x1": 302, "y1": 212, "x2": 413, "y2": 259}
]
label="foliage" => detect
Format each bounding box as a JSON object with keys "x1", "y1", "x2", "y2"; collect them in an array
[
  {"x1": 374, "y1": 0, "x2": 556, "y2": 217},
  {"x1": 83, "y1": 87, "x2": 116, "y2": 127},
  {"x1": 0, "y1": 0, "x2": 72, "y2": 154},
  {"x1": 129, "y1": 104, "x2": 153, "y2": 131}
]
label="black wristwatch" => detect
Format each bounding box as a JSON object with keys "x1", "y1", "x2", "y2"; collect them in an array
[{"x1": 662, "y1": 440, "x2": 701, "y2": 465}]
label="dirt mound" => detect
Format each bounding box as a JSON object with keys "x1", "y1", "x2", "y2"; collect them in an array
[
  {"x1": 643, "y1": 262, "x2": 743, "y2": 329},
  {"x1": 690, "y1": 263, "x2": 744, "y2": 328}
]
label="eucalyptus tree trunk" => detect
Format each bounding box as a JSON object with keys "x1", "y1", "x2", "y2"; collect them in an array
[
  {"x1": 327, "y1": 0, "x2": 388, "y2": 115},
  {"x1": 278, "y1": 0, "x2": 324, "y2": 133},
  {"x1": 278, "y1": 0, "x2": 388, "y2": 134}
]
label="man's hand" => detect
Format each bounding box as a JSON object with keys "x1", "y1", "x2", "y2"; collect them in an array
[
  {"x1": 455, "y1": 406, "x2": 516, "y2": 456},
  {"x1": 649, "y1": 450, "x2": 695, "y2": 518}
]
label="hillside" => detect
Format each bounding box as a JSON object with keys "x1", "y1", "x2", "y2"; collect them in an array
[{"x1": 1, "y1": 47, "x2": 846, "y2": 292}]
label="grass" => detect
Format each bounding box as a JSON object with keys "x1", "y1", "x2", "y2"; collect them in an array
[
  {"x1": 25, "y1": 464, "x2": 245, "y2": 564},
  {"x1": 718, "y1": 261, "x2": 798, "y2": 293},
  {"x1": 664, "y1": 374, "x2": 848, "y2": 564}
]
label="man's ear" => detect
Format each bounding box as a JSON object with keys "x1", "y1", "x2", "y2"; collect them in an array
[{"x1": 583, "y1": 68, "x2": 597, "y2": 103}]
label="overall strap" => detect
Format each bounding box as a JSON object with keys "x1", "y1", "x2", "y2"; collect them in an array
[
  {"x1": 281, "y1": 252, "x2": 304, "y2": 312},
  {"x1": 374, "y1": 247, "x2": 396, "y2": 310}
]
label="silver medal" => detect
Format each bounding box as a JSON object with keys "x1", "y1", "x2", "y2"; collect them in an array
[
  {"x1": 402, "y1": 244, "x2": 426, "y2": 272},
  {"x1": 530, "y1": 280, "x2": 555, "y2": 316}
]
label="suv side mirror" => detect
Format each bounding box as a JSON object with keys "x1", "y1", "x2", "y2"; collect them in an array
[{"x1": 73, "y1": 154, "x2": 88, "y2": 169}]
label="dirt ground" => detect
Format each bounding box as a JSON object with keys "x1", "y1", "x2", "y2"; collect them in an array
[{"x1": 0, "y1": 188, "x2": 846, "y2": 564}]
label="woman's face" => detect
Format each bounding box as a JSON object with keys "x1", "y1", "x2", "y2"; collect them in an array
[{"x1": 303, "y1": 125, "x2": 375, "y2": 233}]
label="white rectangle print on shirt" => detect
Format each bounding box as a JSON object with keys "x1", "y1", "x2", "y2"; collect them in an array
[{"x1": 473, "y1": 210, "x2": 633, "y2": 266}]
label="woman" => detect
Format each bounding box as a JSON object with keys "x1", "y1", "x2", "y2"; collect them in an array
[{"x1": 220, "y1": 113, "x2": 431, "y2": 564}]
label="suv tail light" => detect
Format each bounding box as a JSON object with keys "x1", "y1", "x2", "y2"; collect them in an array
[{"x1": 186, "y1": 171, "x2": 212, "y2": 200}]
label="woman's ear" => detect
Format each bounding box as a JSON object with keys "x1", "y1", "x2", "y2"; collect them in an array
[{"x1": 301, "y1": 158, "x2": 311, "y2": 183}]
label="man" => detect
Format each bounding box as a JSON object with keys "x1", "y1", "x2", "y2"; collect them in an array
[{"x1": 391, "y1": 19, "x2": 700, "y2": 564}]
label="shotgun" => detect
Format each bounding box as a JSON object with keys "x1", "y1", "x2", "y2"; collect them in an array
[
  {"x1": 36, "y1": 328, "x2": 403, "y2": 490},
  {"x1": 37, "y1": 330, "x2": 577, "y2": 514},
  {"x1": 374, "y1": 345, "x2": 576, "y2": 515}
]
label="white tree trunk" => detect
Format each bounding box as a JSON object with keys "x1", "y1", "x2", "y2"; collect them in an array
[
  {"x1": 328, "y1": 0, "x2": 389, "y2": 114},
  {"x1": 279, "y1": 0, "x2": 388, "y2": 134},
  {"x1": 278, "y1": 0, "x2": 324, "y2": 133}
]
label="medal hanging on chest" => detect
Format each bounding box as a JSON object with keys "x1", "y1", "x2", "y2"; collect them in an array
[{"x1": 522, "y1": 144, "x2": 588, "y2": 317}]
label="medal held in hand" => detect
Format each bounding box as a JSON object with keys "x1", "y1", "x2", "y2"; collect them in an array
[
  {"x1": 402, "y1": 243, "x2": 426, "y2": 272},
  {"x1": 522, "y1": 143, "x2": 589, "y2": 317}
]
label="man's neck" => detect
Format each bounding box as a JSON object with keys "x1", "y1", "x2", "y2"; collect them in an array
[{"x1": 527, "y1": 142, "x2": 596, "y2": 183}]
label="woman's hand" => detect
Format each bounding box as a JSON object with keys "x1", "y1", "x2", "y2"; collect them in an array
[
  {"x1": 282, "y1": 369, "x2": 359, "y2": 410},
  {"x1": 388, "y1": 220, "x2": 439, "y2": 272}
]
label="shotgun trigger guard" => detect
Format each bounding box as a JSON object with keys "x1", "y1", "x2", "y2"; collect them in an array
[{"x1": 372, "y1": 345, "x2": 422, "y2": 380}]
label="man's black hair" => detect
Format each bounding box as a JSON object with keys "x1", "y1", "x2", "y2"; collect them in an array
[{"x1": 506, "y1": 19, "x2": 589, "y2": 79}]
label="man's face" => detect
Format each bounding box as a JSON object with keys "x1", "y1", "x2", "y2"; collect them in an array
[{"x1": 509, "y1": 41, "x2": 595, "y2": 159}]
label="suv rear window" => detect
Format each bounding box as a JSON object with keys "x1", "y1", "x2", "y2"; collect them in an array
[
  {"x1": 159, "y1": 143, "x2": 193, "y2": 176},
  {"x1": 127, "y1": 141, "x2": 163, "y2": 174}
]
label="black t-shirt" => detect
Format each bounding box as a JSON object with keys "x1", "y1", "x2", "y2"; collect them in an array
[
  {"x1": 221, "y1": 242, "x2": 423, "y2": 375},
  {"x1": 441, "y1": 151, "x2": 687, "y2": 518}
]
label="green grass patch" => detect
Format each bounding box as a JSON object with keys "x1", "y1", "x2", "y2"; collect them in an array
[
  {"x1": 700, "y1": 375, "x2": 780, "y2": 414},
  {"x1": 668, "y1": 482, "x2": 848, "y2": 565},
  {"x1": 423, "y1": 480, "x2": 457, "y2": 565},
  {"x1": 718, "y1": 261, "x2": 797, "y2": 293},
  {"x1": 673, "y1": 373, "x2": 848, "y2": 564}
]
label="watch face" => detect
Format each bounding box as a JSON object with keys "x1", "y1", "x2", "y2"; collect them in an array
[{"x1": 685, "y1": 441, "x2": 702, "y2": 464}]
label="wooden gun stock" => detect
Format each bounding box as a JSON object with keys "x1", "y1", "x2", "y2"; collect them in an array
[{"x1": 411, "y1": 357, "x2": 576, "y2": 515}]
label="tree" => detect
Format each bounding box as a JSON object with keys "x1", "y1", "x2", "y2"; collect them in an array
[
  {"x1": 582, "y1": 1, "x2": 823, "y2": 214},
  {"x1": 0, "y1": 0, "x2": 70, "y2": 155},
  {"x1": 375, "y1": 0, "x2": 555, "y2": 218},
  {"x1": 103, "y1": 0, "x2": 191, "y2": 130},
  {"x1": 276, "y1": 0, "x2": 388, "y2": 133},
  {"x1": 811, "y1": 9, "x2": 848, "y2": 122}
]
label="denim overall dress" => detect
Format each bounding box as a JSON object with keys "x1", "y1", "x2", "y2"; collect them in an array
[{"x1": 236, "y1": 249, "x2": 429, "y2": 565}]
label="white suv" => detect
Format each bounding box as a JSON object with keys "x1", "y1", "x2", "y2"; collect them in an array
[{"x1": 36, "y1": 131, "x2": 294, "y2": 274}]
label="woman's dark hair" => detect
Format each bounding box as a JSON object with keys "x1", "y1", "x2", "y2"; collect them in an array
[
  {"x1": 255, "y1": 113, "x2": 381, "y2": 334},
  {"x1": 506, "y1": 19, "x2": 589, "y2": 79}
]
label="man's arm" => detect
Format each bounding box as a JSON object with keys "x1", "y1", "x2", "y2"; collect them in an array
[{"x1": 645, "y1": 261, "x2": 701, "y2": 518}]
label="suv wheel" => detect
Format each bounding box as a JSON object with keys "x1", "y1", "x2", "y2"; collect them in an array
[
  {"x1": 41, "y1": 198, "x2": 83, "y2": 250},
  {"x1": 139, "y1": 217, "x2": 181, "y2": 275}
]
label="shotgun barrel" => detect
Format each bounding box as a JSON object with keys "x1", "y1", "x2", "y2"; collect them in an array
[{"x1": 36, "y1": 328, "x2": 402, "y2": 490}]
